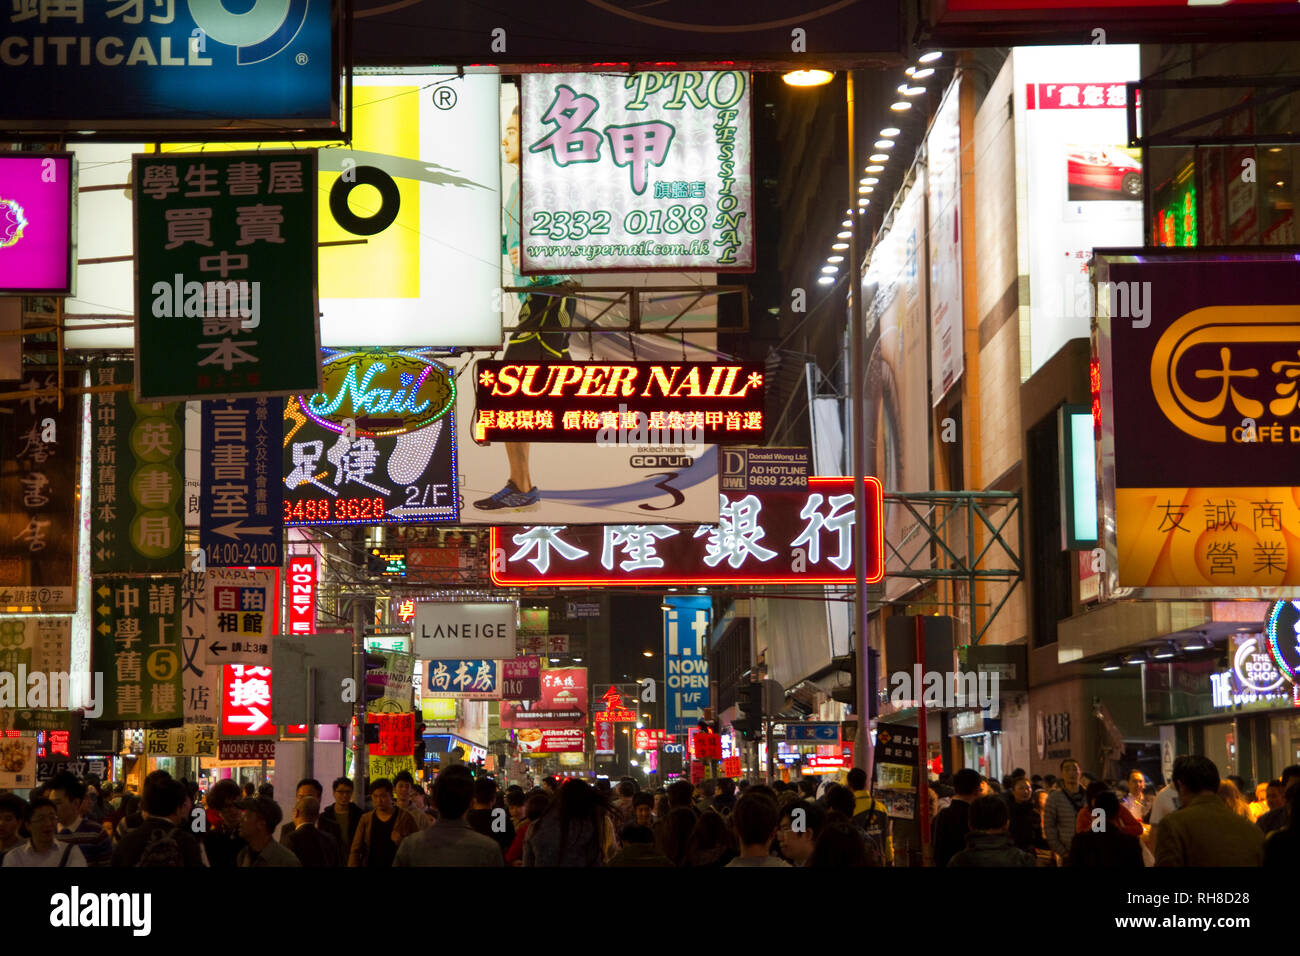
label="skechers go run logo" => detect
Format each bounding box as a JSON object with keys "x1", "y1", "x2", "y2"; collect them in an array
[{"x1": 0, "y1": 0, "x2": 310, "y2": 68}]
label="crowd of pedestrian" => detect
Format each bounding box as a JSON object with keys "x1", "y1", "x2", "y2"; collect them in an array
[{"x1": 1, "y1": 754, "x2": 1295, "y2": 867}]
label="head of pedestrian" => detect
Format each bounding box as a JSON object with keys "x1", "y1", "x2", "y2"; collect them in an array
[
  {"x1": 505, "y1": 789, "x2": 527, "y2": 823},
  {"x1": 778, "y1": 800, "x2": 826, "y2": 865},
  {"x1": 667, "y1": 779, "x2": 695, "y2": 809},
  {"x1": 433, "y1": 765, "x2": 475, "y2": 822},
  {"x1": 542, "y1": 776, "x2": 559, "y2": 794},
  {"x1": 370, "y1": 778, "x2": 395, "y2": 814},
  {"x1": 617, "y1": 778, "x2": 636, "y2": 801},
  {"x1": 1059, "y1": 759, "x2": 1081, "y2": 790},
  {"x1": 0, "y1": 793, "x2": 25, "y2": 848},
  {"x1": 294, "y1": 795, "x2": 321, "y2": 828},
  {"x1": 206, "y1": 779, "x2": 243, "y2": 830},
  {"x1": 144, "y1": 775, "x2": 185, "y2": 822},
  {"x1": 47, "y1": 771, "x2": 86, "y2": 829},
  {"x1": 1127, "y1": 770, "x2": 1146, "y2": 798},
  {"x1": 1265, "y1": 779, "x2": 1286, "y2": 810},
  {"x1": 969, "y1": 795, "x2": 1010, "y2": 834},
  {"x1": 823, "y1": 783, "x2": 855, "y2": 818},
  {"x1": 25, "y1": 797, "x2": 59, "y2": 853},
  {"x1": 731, "y1": 792, "x2": 780, "y2": 857},
  {"x1": 1281, "y1": 764, "x2": 1300, "y2": 797},
  {"x1": 295, "y1": 778, "x2": 324, "y2": 805},
  {"x1": 393, "y1": 771, "x2": 416, "y2": 808},
  {"x1": 332, "y1": 777, "x2": 354, "y2": 810},
  {"x1": 633, "y1": 791, "x2": 655, "y2": 826},
  {"x1": 471, "y1": 777, "x2": 498, "y2": 812},
  {"x1": 953, "y1": 768, "x2": 984, "y2": 801},
  {"x1": 847, "y1": 767, "x2": 868, "y2": 793},
  {"x1": 1172, "y1": 755, "x2": 1221, "y2": 802},
  {"x1": 237, "y1": 796, "x2": 281, "y2": 848},
  {"x1": 1089, "y1": 790, "x2": 1121, "y2": 828},
  {"x1": 1012, "y1": 777, "x2": 1033, "y2": 804}
]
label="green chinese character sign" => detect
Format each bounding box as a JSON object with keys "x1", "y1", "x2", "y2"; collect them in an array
[
  {"x1": 89, "y1": 361, "x2": 186, "y2": 574},
  {"x1": 133, "y1": 150, "x2": 322, "y2": 402},
  {"x1": 91, "y1": 575, "x2": 184, "y2": 727}
]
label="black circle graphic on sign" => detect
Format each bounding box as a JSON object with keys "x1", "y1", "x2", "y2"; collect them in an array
[{"x1": 329, "y1": 166, "x2": 400, "y2": 236}]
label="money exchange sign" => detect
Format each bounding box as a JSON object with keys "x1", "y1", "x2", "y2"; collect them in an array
[
  {"x1": 90, "y1": 361, "x2": 185, "y2": 574},
  {"x1": 0, "y1": 370, "x2": 78, "y2": 610},
  {"x1": 520, "y1": 71, "x2": 754, "y2": 273},
  {"x1": 91, "y1": 575, "x2": 184, "y2": 726},
  {"x1": 133, "y1": 150, "x2": 321, "y2": 402},
  {"x1": 200, "y1": 397, "x2": 283, "y2": 567}
]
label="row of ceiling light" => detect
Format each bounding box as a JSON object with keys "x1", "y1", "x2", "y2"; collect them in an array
[
  {"x1": 784, "y1": 51, "x2": 944, "y2": 287},
  {"x1": 1100, "y1": 633, "x2": 1219, "y2": 670}
]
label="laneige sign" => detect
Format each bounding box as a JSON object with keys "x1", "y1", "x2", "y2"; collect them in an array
[{"x1": 413, "y1": 603, "x2": 516, "y2": 660}]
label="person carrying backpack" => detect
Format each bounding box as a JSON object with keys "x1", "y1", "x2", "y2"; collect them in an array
[{"x1": 112, "y1": 774, "x2": 204, "y2": 867}]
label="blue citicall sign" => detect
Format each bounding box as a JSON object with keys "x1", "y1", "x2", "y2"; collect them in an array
[
  {"x1": 664, "y1": 595, "x2": 711, "y2": 736},
  {"x1": 0, "y1": 0, "x2": 339, "y2": 134}
]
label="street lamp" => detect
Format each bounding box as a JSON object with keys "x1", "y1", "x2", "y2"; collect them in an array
[{"x1": 785, "y1": 68, "x2": 874, "y2": 780}]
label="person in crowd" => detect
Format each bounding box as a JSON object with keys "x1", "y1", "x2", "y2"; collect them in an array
[
  {"x1": 823, "y1": 783, "x2": 883, "y2": 865},
  {"x1": 695, "y1": 778, "x2": 718, "y2": 815},
  {"x1": 236, "y1": 797, "x2": 300, "y2": 867},
  {"x1": 392, "y1": 771, "x2": 432, "y2": 831},
  {"x1": 505, "y1": 789, "x2": 549, "y2": 866},
  {"x1": 632, "y1": 791, "x2": 655, "y2": 828},
  {"x1": 682, "y1": 808, "x2": 739, "y2": 867},
  {"x1": 505, "y1": 789, "x2": 527, "y2": 829},
  {"x1": 777, "y1": 800, "x2": 827, "y2": 866},
  {"x1": 807, "y1": 820, "x2": 874, "y2": 867},
  {"x1": 1263, "y1": 784, "x2": 1300, "y2": 867},
  {"x1": 323, "y1": 777, "x2": 362, "y2": 854},
  {"x1": 1075, "y1": 780, "x2": 1142, "y2": 837},
  {"x1": 201, "y1": 779, "x2": 246, "y2": 868},
  {"x1": 1258, "y1": 765, "x2": 1300, "y2": 834},
  {"x1": 1218, "y1": 779, "x2": 1253, "y2": 820},
  {"x1": 467, "y1": 776, "x2": 515, "y2": 856},
  {"x1": 846, "y1": 768, "x2": 894, "y2": 865},
  {"x1": 1155, "y1": 755, "x2": 1265, "y2": 867},
  {"x1": 659, "y1": 807, "x2": 698, "y2": 866},
  {"x1": 1256, "y1": 779, "x2": 1287, "y2": 833},
  {"x1": 257, "y1": 783, "x2": 274, "y2": 800},
  {"x1": 241, "y1": 782, "x2": 256, "y2": 799},
  {"x1": 394, "y1": 765, "x2": 503, "y2": 867},
  {"x1": 285, "y1": 796, "x2": 339, "y2": 867},
  {"x1": 278, "y1": 778, "x2": 343, "y2": 850},
  {"x1": 712, "y1": 777, "x2": 738, "y2": 816},
  {"x1": 114, "y1": 769, "x2": 172, "y2": 845},
  {"x1": 933, "y1": 767, "x2": 983, "y2": 868},
  {"x1": 1043, "y1": 758, "x2": 1087, "y2": 862},
  {"x1": 112, "y1": 775, "x2": 204, "y2": 867},
  {"x1": 1122, "y1": 770, "x2": 1151, "y2": 821},
  {"x1": 611, "y1": 778, "x2": 637, "y2": 828},
  {"x1": 47, "y1": 772, "x2": 113, "y2": 866},
  {"x1": 1249, "y1": 781, "x2": 1271, "y2": 822},
  {"x1": 608, "y1": 824, "x2": 675, "y2": 866},
  {"x1": 724, "y1": 792, "x2": 790, "y2": 867},
  {"x1": 0, "y1": 793, "x2": 26, "y2": 862},
  {"x1": 948, "y1": 795, "x2": 1035, "y2": 867},
  {"x1": 1006, "y1": 776, "x2": 1048, "y2": 855},
  {"x1": 348, "y1": 778, "x2": 419, "y2": 867},
  {"x1": 1, "y1": 798, "x2": 86, "y2": 868},
  {"x1": 524, "y1": 778, "x2": 612, "y2": 867},
  {"x1": 1069, "y1": 791, "x2": 1144, "y2": 868}
]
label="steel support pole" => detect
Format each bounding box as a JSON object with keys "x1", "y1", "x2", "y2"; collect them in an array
[
  {"x1": 848, "y1": 71, "x2": 873, "y2": 782},
  {"x1": 352, "y1": 600, "x2": 366, "y2": 812}
]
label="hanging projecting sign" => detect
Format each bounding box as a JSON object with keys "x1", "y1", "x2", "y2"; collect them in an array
[
  {"x1": 473, "y1": 361, "x2": 766, "y2": 443},
  {"x1": 412, "y1": 602, "x2": 515, "y2": 660},
  {"x1": 91, "y1": 575, "x2": 184, "y2": 727},
  {"x1": 1265, "y1": 601, "x2": 1300, "y2": 685},
  {"x1": 664, "y1": 596, "x2": 710, "y2": 736},
  {"x1": 519, "y1": 71, "x2": 753, "y2": 274},
  {"x1": 499, "y1": 667, "x2": 587, "y2": 729},
  {"x1": 283, "y1": 349, "x2": 458, "y2": 526},
  {"x1": 423, "y1": 659, "x2": 500, "y2": 700},
  {"x1": 286, "y1": 556, "x2": 317, "y2": 635},
  {"x1": 203, "y1": 568, "x2": 276, "y2": 666},
  {"x1": 1097, "y1": 252, "x2": 1300, "y2": 594},
  {"x1": 0, "y1": 0, "x2": 339, "y2": 134},
  {"x1": 221, "y1": 664, "x2": 273, "y2": 737},
  {"x1": 180, "y1": 569, "x2": 217, "y2": 725},
  {"x1": 0, "y1": 370, "x2": 79, "y2": 611},
  {"x1": 132, "y1": 150, "x2": 321, "y2": 402},
  {"x1": 200, "y1": 397, "x2": 283, "y2": 567},
  {"x1": 0, "y1": 153, "x2": 74, "y2": 294},
  {"x1": 90, "y1": 361, "x2": 185, "y2": 574},
  {"x1": 490, "y1": 476, "x2": 884, "y2": 586}
]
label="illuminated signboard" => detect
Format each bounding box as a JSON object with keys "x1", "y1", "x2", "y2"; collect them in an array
[
  {"x1": 490, "y1": 476, "x2": 885, "y2": 586},
  {"x1": 1265, "y1": 601, "x2": 1300, "y2": 685},
  {"x1": 0, "y1": 153, "x2": 74, "y2": 294},
  {"x1": 220, "y1": 664, "x2": 273, "y2": 737},
  {"x1": 0, "y1": 1, "x2": 339, "y2": 134},
  {"x1": 1153, "y1": 164, "x2": 1197, "y2": 248},
  {"x1": 520, "y1": 71, "x2": 753, "y2": 274},
  {"x1": 634, "y1": 729, "x2": 668, "y2": 750},
  {"x1": 1097, "y1": 253, "x2": 1300, "y2": 593},
  {"x1": 423, "y1": 659, "x2": 500, "y2": 700},
  {"x1": 594, "y1": 686, "x2": 638, "y2": 722},
  {"x1": 473, "y1": 361, "x2": 766, "y2": 444},
  {"x1": 283, "y1": 349, "x2": 458, "y2": 526},
  {"x1": 286, "y1": 556, "x2": 317, "y2": 635},
  {"x1": 499, "y1": 667, "x2": 587, "y2": 729}
]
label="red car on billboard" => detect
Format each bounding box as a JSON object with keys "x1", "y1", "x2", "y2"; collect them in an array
[{"x1": 1068, "y1": 147, "x2": 1143, "y2": 198}]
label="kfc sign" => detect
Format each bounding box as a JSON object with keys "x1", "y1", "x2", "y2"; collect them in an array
[{"x1": 287, "y1": 557, "x2": 317, "y2": 635}]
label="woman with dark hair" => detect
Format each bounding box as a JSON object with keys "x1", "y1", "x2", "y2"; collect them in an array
[
  {"x1": 523, "y1": 779, "x2": 611, "y2": 867},
  {"x1": 807, "y1": 820, "x2": 875, "y2": 867},
  {"x1": 659, "y1": 808, "x2": 699, "y2": 866},
  {"x1": 1068, "y1": 791, "x2": 1143, "y2": 867},
  {"x1": 1007, "y1": 777, "x2": 1049, "y2": 855},
  {"x1": 505, "y1": 790, "x2": 550, "y2": 866},
  {"x1": 683, "y1": 809, "x2": 738, "y2": 867}
]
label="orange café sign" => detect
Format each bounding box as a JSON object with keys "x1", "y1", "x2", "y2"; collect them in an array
[
  {"x1": 1100, "y1": 253, "x2": 1300, "y2": 591},
  {"x1": 473, "y1": 360, "x2": 767, "y2": 443}
]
